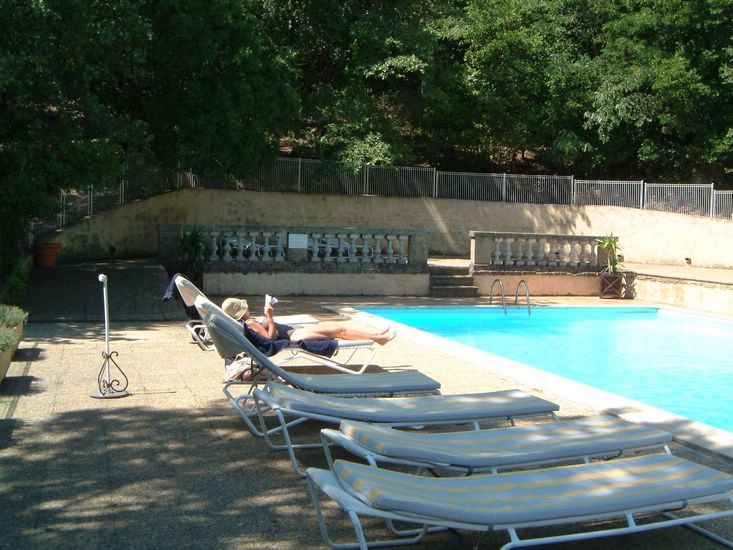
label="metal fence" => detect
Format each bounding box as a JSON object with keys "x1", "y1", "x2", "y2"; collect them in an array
[{"x1": 33, "y1": 155, "x2": 732, "y2": 242}]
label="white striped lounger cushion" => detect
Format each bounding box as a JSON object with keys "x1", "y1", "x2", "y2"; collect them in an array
[
  {"x1": 338, "y1": 416, "x2": 672, "y2": 468},
  {"x1": 333, "y1": 454, "x2": 733, "y2": 526}
]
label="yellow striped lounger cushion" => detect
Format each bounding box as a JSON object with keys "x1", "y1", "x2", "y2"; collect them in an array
[
  {"x1": 333, "y1": 454, "x2": 733, "y2": 526},
  {"x1": 338, "y1": 416, "x2": 672, "y2": 468}
]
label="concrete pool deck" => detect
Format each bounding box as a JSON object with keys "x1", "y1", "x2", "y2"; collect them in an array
[{"x1": 2, "y1": 260, "x2": 732, "y2": 548}]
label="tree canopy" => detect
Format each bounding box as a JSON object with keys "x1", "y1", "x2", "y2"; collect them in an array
[
  {"x1": 2, "y1": 0, "x2": 732, "y2": 275},
  {"x1": 0, "y1": 0, "x2": 297, "y2": 273}
]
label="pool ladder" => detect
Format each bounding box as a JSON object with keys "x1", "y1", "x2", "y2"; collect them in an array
[{"x1": 489, "y1": 278, "x2": 532, "y2": 315}]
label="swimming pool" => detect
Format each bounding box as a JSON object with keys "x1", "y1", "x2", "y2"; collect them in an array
[{"x1": 359, "y1": 306, "x2": 733, "y2": 434}]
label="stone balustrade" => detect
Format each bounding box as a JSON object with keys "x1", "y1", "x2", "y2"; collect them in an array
[
  {"x1": 470, "y1": 231, "x2": 603, "y2": 270},
  {"x1": 158, "y1": 224, "x2": 429, "y2": 273}
]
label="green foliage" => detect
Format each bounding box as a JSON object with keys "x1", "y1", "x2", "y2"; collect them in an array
[
  {"x1": 178, "y1": 227, "x2": 207, "y2": 275},
  {"x1": 596, "y1": 234, "x2": 624, "y2": 274},
  {"x1": 0, "y1": 326, "x2": 19, "y2": 353},
  {"x1": 2, "y1": 0, "x2": 733, "y2": 260},
  {"x1": 0, "y1": 0, "x2": 298, "y2": 275},
  {"x1": 0, "y1": 258, "x2": 30, "y2": 306},
  {"x1": 0, "y1": 304, "x2": 28, "y2": 328}
]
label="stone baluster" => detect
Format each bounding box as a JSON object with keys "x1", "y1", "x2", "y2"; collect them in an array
[
  {"x1": 514, "y1": 238, "x2": 525, "y2": 266},
  {"x1": 385, "y1": 235, "x2": 396, "y2": 264},
  {"x1": 588, "y1": 240, "x2": 598, "y2": 268},
  {"x1": 548, "y1": 239, "x2": 559, "y2": 266},
  {"x1": 372, "y1": 234, "x2": 384, "y2": 264},
  {"x1": 262, "y1": 232, "x2": 273, "y2": 262},
  {"x1": 248, "y1": 231, "x2": 260, "y2": 262},
  {"x1": 492, "y1": 238, "x2": 503, "y2": 266},
  {"x1": 526, "y1": 238, "x2": 536, "y2": 266},
  {"x1": 222, "y1": 232, "x2": 232, "y2": 263},
  {"x1": 323, "y1": 233, "x2": 335, "y2": 262},
  {"x1": 569, "y1": 241, "x2": 580, "y2": 267},
  {"x1": 348, "y1": 233, "x2": 359, "y2": 263},
  {"x1": 336, "y1": 233, "x2": 348, "y2": 263},
  {"x1": 234, "y1": 231, "x2": 245, "y2": 263},
  {"x1": 503, "y1": 238, "x2": 514, "y2": 266},
  {"x1": 274, "y1": 232, "x2": 285, "y2": 262},
  {"x1": 310, "y1": 233, "x2": 322, "y2": 263},
  {"x1": 397, "y1": 234, "x2": 409, "y2": 264},
  {"x1": 208, "y1": 231, "x2": 219, "y2": 262},
  {"x1": 534, "y1": 237, "x2": 546, "y2": 266},
  {"x1": 361, "y1": 234, "x2": 373, "y2": 264},
  {"x1": 557, "y1": 240, "x2": 568, "y2": 267}
]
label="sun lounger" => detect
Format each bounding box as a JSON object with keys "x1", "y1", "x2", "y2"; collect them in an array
[
  {"x1": 162, "y1": 274, "x2": 212, "y2": 350},
  {"x1": 307, "y1": 455, "x2": 733, "y2": 549},
  {"x1": 199, "y1": 299, "x2": 441, "y2": 396},
  {"x1": 321, "y1": 416, "x2": 673, "y2": 474},
  {"x1": 225, "y1": 381, "x2": 559, "y2": 476},
  {"x1": 194, "y1": 296, "x2": 376, "y2": 374}
]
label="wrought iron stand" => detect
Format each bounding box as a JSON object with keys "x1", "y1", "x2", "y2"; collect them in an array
[{"x1": 90, "y1": 273, "x2": 130, "y2": 399}]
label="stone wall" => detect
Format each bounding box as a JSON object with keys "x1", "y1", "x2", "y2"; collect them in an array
[{"x1": 50, "y1": 188, "x2": 733, "y2": 268}]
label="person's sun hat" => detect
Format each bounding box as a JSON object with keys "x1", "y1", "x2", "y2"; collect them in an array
[{"x1": 222, "y1": 298, "x2": 249, "y2": 320}]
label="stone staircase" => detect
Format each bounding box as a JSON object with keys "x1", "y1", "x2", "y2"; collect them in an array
[{"x1": 429, "y1": 262, "x2": 479, "y2": 298}]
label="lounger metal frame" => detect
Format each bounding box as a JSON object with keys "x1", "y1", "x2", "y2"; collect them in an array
[
  {"x1": 163, "y1": 275, "x2": 213, "y2": 351},
  {"x1": 276, "y1": 340, "x2": 377, "y2": 374},
  {"x1": 306, "y1": 464, "x2": 733, "y2": 549},
  {"x1": 224, "y1": 382, "x2": 559, "y2": 477}
]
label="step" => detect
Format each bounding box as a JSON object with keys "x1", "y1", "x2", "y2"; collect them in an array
[
  {"x1": 431, "y1": 274, "x2": 476, "y2": 286},
  {"x1": 428, "y1": 264, "x2": 471, "y2": 276},
  {"x1": 429, "y1": 285, "x2": 480, "y2": 298}
]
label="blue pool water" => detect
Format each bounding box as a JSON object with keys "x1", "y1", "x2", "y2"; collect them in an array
[{"x1": 361, "y1": 306, "x2": 733, "y2": 433}]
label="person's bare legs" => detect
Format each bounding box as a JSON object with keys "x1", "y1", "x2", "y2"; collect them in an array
[{"x1": 290, "y1": 325, "x2": 396, "y2": 345}]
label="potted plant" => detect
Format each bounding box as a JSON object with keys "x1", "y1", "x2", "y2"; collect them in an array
[
  {"x1": 596, "y1": 234, "x2": 624, "y2": 298},
  {"x1": 178, "y1": 226, "x2": 207, "y2": 288},
  {"x1": 0, "y1": 304, "x2": 28, "y2": 345},
  {"x1": 34, "y1": 241, "x2": 61, "y2": 267},
  {"x1": 0, "y1": 325, "x2": 20, "y2": 384}
]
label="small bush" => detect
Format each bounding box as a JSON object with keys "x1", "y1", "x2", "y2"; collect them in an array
[
  {"x1": 0, "y1": 256, "x2": 31, "y2": 305},
  {"x1": 0, "y1": 304, "x2": 28, "y2": 328},
  {"x1": 0, "y1": 325, "x2": 19, "y2": 352}
]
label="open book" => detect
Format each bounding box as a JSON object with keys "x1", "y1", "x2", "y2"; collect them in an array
[{"x1": 264, "y1": 294, "x2": 278, "y2": 313}]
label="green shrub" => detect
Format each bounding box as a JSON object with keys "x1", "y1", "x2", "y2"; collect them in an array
[
  {"x1": 178, "y1": 226, "x2": 207, "y2": 275},
  {"x1": 0, "y1": 256, "x2": 31, "y2": 305},
  {"x1": 0, "y1": 304, "x2": 28, "y2": 328},
  {"x1": 0, "y1": 325, "x2": 19, "y2": 352}
]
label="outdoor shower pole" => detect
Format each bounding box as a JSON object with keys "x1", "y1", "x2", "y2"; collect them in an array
[{"x1": 90, "y1": 273, "x2": 130, "y2": 399}]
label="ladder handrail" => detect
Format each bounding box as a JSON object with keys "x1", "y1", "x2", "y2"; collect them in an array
[
  {"x1": 514, "y1": 279, "x2": 531, "y2": 315},
  {"x1": 489, "y1": 278, "x2": 507, "y2": 314}
]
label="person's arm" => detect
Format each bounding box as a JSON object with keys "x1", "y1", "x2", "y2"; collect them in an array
[{"x1": 263, "y1": 305, "x2": 277, "y2": 340}]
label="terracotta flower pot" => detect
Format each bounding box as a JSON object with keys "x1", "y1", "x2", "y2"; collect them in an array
[{"x1": 34, "y1": 243, "x2": 60, "y2": 268}]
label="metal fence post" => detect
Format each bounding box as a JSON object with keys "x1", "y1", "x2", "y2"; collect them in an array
[
  {"x1": 502, "y1": 173, "x2": 507, "y2": 202},
  {"x1": 710, "y1": 183, "x2": 715, "y2": 218},
  {"x1": 57, "y1": 191, "x2": 66, "y2": 228},
  {"x1": 363, "y1": 164, "x2": 370, "y2": 195},
  {"x1": 433, "y1": 167, "x2": 438, "y2": 198},
  {"x1": 297, "y1": 157, "x2": 302, "y2": 193},
  {"x1": 570, "y1": 175, "x2": 576, "y2": 206},
  {"x1": 640, "y1": 180, "x2": 645, "y2": 210}
]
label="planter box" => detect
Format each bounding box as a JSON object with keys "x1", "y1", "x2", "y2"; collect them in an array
[
  {"x1": 600, "y1": 273, "x2": 624, "y2": 299},
  {"x1": 0, "y1": 346, "x2": 13, "y2": 384}
]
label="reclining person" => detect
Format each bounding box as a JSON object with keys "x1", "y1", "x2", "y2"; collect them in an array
[{"x1": 221, "y1": 297, "x2": 396, "y2": 349}]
